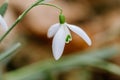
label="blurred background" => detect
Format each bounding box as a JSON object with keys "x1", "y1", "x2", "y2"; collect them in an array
[{"x1": 1, "y1": 0, "x2": 120, "y2": 80}]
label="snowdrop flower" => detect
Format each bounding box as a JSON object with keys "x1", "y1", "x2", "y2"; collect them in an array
[
  {"x1": 47, "y1": 14, "x2": 92, "y2": 60},
  {"x1": 0, "y1": 15, "x2": 8, "y2": 31}
]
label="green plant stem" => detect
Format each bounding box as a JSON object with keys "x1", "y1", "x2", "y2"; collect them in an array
[
  {"x1": 0, "y1": 0, "x2": 44, "y2": 42},
  {"x1": 38, "y1": 3, "x2": 63, "y2": 14},
  {"x1": 0, "y1": 0, "x2": 63, "y2": 42}
]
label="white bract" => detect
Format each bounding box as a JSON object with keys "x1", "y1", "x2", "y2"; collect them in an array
[
  {"x1": 0, "y1": 15, "x2": 8, "y2": 32},
  {"x1": 47, "y1": 14, "x2": 92, "y2": 60}
]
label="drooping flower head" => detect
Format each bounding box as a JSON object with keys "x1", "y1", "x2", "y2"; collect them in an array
[{"x1": 48, "y1": 14, "x2": 92, "y2": 60}]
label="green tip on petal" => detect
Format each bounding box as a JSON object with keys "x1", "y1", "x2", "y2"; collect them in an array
[
  {"x1": 65, "y1": 35, "x2": 72, "y2": 43},
  {"x1": 59, "y1": 14, "x2": 65, "y2": 24}
]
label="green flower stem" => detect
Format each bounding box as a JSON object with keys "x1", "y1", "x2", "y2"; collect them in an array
[
  {"x1": 38, "y1": 3, "x2": 64, "y2": 24},
  {"x1": 0, "y1": 0, "x2": 44, "y2": 42},
  {"x1": 38, "y1": 3, "x2": 63, "y2": 14}
]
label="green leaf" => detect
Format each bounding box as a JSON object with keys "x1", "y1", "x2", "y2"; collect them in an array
[
  {"x1": 0, "y1": 0, "x2": 8, "y2": 17},
  {"x1": 0, "y1": 43, "x2": 21, "y2": 62}
]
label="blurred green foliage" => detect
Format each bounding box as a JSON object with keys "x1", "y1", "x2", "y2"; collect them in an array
[{"x1": 2, "y1": 45, "x2": 120, "y2": 80}]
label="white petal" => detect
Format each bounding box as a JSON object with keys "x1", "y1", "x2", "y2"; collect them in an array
[
  {"x1": 52, "y1": 26, "x2": 66, "y2": 60},
  {"x1": 0, "y1": 15, "x2": 8, "y2": 31},
  {"x1": 47, "y1": 23, "x2": 60, "y2": 38},
  {"x1": 67, "y1": 24, "x2": 92, "y2": 46}
]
